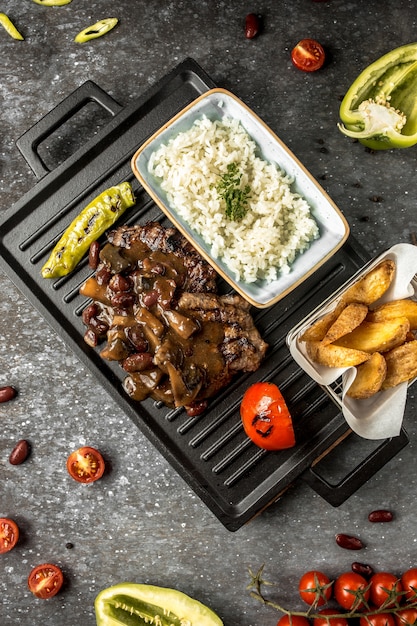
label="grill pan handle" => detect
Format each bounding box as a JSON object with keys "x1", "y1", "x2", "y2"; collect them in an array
[
  {"x1": 16, "y1": 80, "x2": 122, "y2": 180},
  {"x1": 301, "y1": 427, "x2": 409, "y2": 506}
]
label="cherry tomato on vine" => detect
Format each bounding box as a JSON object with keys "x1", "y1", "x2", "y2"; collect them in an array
[
  {"x1": 66, "y1": 446, "x2": 105, "y2": 483},
  {"x1": 369, "y1": 572, "x2": 402, "y2": 608},
  {"x1": 313, "y1": 608, "x2": 349, "y2": 626},
  {"x1": 291, "y1": 38, "x2": 325, "y2": 72},
  {"x1": 360, "y1": 614, "x2": 396, "y2": 626},
  {"x1": 278, "y1": 616, "x2": 311, "y2": 626},
  {"x1": 0, "y1": 517, "x2": 19, "y2": 554},
  {"x1": 28, "y1": 563, "x2": 64, "y2": 599},
  {"x1": 334, "y1": 572, "x2": 370, "y2": 610},
  {"x1": 299, "y1": 570, "x2": 332, "y2": 607},
  {"x1": 395, "y1": 608, "x2": 417, "y2": 626},
  {"x1": 401, "y1": 568, "x2": 417, "y2": 603},
  {"x1": 240, "y1": 382, "x2": 295, "y2": 450}
]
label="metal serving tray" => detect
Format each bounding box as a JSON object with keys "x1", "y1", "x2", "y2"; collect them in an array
[{"x1": 0, "y1": 59, "x2": 408, "y2": 530}]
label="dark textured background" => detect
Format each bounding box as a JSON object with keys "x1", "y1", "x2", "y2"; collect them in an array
[{"x1": 1, "y1": 2, "x2": 417, "y2": 625}]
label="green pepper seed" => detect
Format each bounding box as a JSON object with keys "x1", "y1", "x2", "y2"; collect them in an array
[
  {"x1": 74, "y1": 18, "x2": 118, "y2": 43},
  {"x1": 0, "y1": 13, "x2": 24, "y2": 40},
  {"x1": 41, "y1": 182, "x2": 135, "y2": 279}
]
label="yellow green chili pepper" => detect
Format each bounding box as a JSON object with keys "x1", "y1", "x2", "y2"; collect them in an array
[
  {"x1": 74, "y1": 18, "x2": 118, "y2": 43},
  {"x1": 41, "y1": 182, "x2": 135, "y2": 279},
  {"x1": 338, "y1": 42, "x2": 417, "y2": 150},
  {"x1": 0, "y1": 13, "x2": 24, "y2": 40},
  {"x1": 95, "y1": 582, "x2": 224, "y2": 626},
  {"x1": 32, "y1": 0, "x2": 73, "y2": 5}
]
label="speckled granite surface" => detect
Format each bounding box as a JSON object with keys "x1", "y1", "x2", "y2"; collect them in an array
[{"x1": 1, "y1": 1, "x2": 417, "y2": 625}]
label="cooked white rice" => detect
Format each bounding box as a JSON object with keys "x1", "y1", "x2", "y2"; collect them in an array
[{"x1": 148, "y1": 116, "x2": 319, "y2": 284}]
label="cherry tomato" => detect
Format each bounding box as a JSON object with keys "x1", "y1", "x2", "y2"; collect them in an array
[
  {"x1": 0, "y1": 517, "x2": 19, "y2": 554},
  {"x1": 313, "y1": 608, "x2": 349, "y2": 626},
  {"x1": 299, "y1": 571, "x2": 332, "y2": 607},
  {"x1": 395, "y1": 608, "x2": 417, "y2": 626},
  {"x1": 66, "y1": 446, "x2": 105, "y2": 483},
  {"x1": 360, "y1": 614, "x2": 396, "y2": 626},
  {"x1": 291, "y1": 38, "x2": 325, "y2": 72},
  {"x1": 369, "y1": 572, "x2": 402, "y2": 608},
  {"x1": 401, "y1": 568, "x2": 417, "y2": 603},
  {"x1": 28, "y1": 563, "x2": 64, "y2": 599},
  {"x1": 240, "y1": 382, "x2": 295, "y2": 450},
  {"x1": 334, "y1": 572, "x2": 370, "y2": 610},
  {"x1": 278, "y1": 616, "x2": 311, "y2": 626}
]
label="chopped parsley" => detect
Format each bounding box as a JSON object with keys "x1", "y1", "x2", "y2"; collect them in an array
[{"x1": 215, "y1": 162, "x2": 251, "y2": 221}]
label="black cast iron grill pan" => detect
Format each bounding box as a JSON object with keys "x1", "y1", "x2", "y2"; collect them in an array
[{"x1": 0, "y1": 59, "x2": 408, "y2": 531}]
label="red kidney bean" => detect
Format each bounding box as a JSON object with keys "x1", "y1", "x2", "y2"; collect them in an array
[
  {"x1": 84, "y1": 329, "x2": 98, "y2": 348},
  {"x1": 368, "y1": 509, "x2": 394, "y2": 523},
  {"x1": 82, "y1": 303, "x2": 99, "y2": 325},
  {"x1": 88, "y1": 240, "x2": 100, "y2": 269},
  {"x1": 110, "y1": 292, "x2": 134, "y2": 309},
  {"x1": 109, "y1": 274, "x2": 131, "y2": 293},
  {"x1": 335, "y1": 533, "x2": 364, "y2": 550},
  {"x1": 245, "y1": 13, "x2": 261, "y2": 39},
  {"x1": 121, "y1": 352, "x2": 153, "y2": 372},
  {"x1": 186, "y1": 400, "x2": 208, "y2": 417},
  {"x1": 141, "y1": 289, "x2": 159, "y2": 308},
  {"x1": 352, "y1": 562, "x2": 374, "y2": 578},
  {"x1": 0, "y1": 386, "x2": 17, "y2": 403},
  {"x1": 95, "y1": 265, "x2": 112, "y2": 285},
  {"x1": 9, "y1": 439, "x2": 30, "y2": 465}
]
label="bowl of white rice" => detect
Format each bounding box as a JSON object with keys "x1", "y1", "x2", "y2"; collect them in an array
[{"x1": 131, "y1": 88, "x2": 349, "y2": 307}]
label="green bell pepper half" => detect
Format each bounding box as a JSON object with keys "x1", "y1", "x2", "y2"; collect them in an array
[
  {"x1": 338, "y1": 42, "x2": 417, "y2": 150},
  {"x1": 41, "y1": 182, "x2": 135, "y2": 279},
  {"x1": 94, "y1": 582, "x2": 224, "y2": 626}
]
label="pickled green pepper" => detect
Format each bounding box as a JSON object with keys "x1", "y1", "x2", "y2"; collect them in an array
[
  {"x1": 338, "y1": 42, "x2": 417, "y2": 150},
  {"x1": 32, "y1": 0, "x2": 73, "y2": 5},
  {"x1": 41, "y1": 182, "x2": 135, "y2": 279},
  {"x1": 95, "y1": 583, "x2": 224, "y2": 626},
  {"x1": 74, "y1": 18, "x2": 118, "y2": 43},
  {"x1": 0, "y1": 13, "x2": 24, "y2": 40}
]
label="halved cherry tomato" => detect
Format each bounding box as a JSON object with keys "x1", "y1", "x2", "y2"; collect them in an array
[
  {"x1": 299, "y1": 571, "x2": 332, "y2": 607},
  {"x1": 313, "y1": 608, "x2": 349, "y2": 626},
  {"x1": 0, "y1": 517, "x2": 19, "y2": 554},
  {"x1": 360, "y1": 614, "x2": 396, "y2": 626},
  {"x1": 240, "y1": 382, "x2": 296, "y2": 450},
  {"x1": 395, "y1": 608, "x2": 417, "y2": 626},
  {"x1": 401, "y1": 568, "x2": 417, "y2": 603},
  {"x1": 278, "y1": 616, "x2": 311, "y2": 626},
  {"x1": 369, "y1": 572, "x2": 402, "y2": 608},
  {"x1": 66, "y1": 446, "x2": 105, "y2": 483},
  {"x1": 291, "y1": 38, "x2": 325, "y2": 72},
  {"x1": 28, "y1": 563, "x2": 64, "y2": 599},
  {"x1": 334, "y1": 572, "x2": 370, "y2": 610}
]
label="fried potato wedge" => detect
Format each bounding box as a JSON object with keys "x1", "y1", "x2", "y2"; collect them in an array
[
  {"x1": 306, "y1": 340, "x2": 371, "y2": 368},
  {"x1": 342, "y1": 259, "x2": 395, "y2": 306},
  {"x1": 346, "y1": 352, "x2": 387, "y2": 399},
  {"x1": 299, "y1": 303, "x2": 345, "y2": 342},
  {"x1": 368, "y1": 298, "x2": 417, "y2": 329},
  {"x1": 381, "y1": 340, "x2": 417, "y2": 389},
  {"x1": 322, "y1": 303, "x2": 368, "y2": 345},
  {"x1": 333, "y1": 317, "x2": 410, "y2": 353}
]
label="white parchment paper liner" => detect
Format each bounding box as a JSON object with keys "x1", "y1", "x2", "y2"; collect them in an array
[{"x1": 288, "y1": 243, "x2": 417, "y2": 440}]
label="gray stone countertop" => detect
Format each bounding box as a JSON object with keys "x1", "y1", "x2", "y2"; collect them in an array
[{"x1": 1, "y1": 1, "x2": 417, "y2": 625}]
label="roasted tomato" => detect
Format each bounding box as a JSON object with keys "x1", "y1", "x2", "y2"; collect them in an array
[
  {"x1": 278, "y1": 616, "x2": 311, "y2": 626},
  {"x1": 67, "y1": 446, "x2": 105, "y2": 483},
  {"x1": 240, "y1": 382, "x2": 295, "y2": 450},
  {"x1": 334, "y1": 572, "x2": 370, "y2": 610},
  {"x1": 313, "y1": 608, "x2": 349, "y2": 626},
  {"x1": 28, "y1": 563, "x2": 64, "y2": 599},
  {"x1": 401, "y1": 568, "x2": 417, "y2": 603},
  {"x1": 0, "y1": 517, "x2": 19, "y2": 554},
  {"x1": 291, "y1": 38, "x2": 325, "y2": 72},
  {"x1": 299, "y1": 571, "x2": 332, "y2": 607},
  {"x1": 369, "y1": 572, "x2": 402, "y2": 608}
]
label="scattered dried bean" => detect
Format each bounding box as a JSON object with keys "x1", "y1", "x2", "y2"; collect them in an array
[
  {"x1": 245, "y1": 13, "x2": 261, "y2": 39},
  {"x1": 0, "y1": 386, "x2": 17, "y2": 403},
  {"x1": 352, "y1": 562, "x2": 374, "y2": 578},
  {"x1": 9, "y1": 439, "x2": 30, "y2": 465},
  {"x1": 335, "y1": 533, "x2": 364, "y2": 550},
  {"x1": 368, "y1": 509, "x2": 394, "y2": 523}
]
